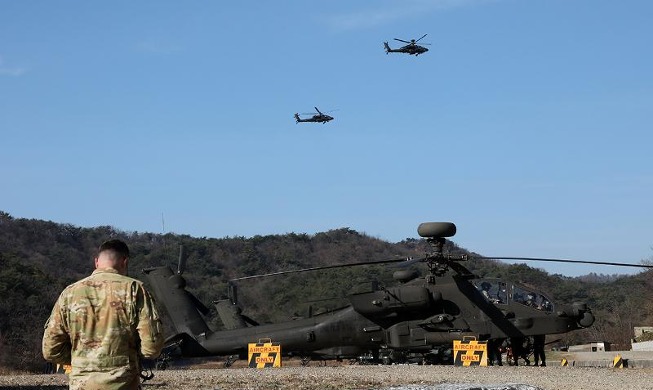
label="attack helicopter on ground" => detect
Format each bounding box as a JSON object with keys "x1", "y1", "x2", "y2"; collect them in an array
[
  {"x1": 384, "y1": 34, "x2": 430, "y2": 56},
  {"x1": 142, "y1": 222, "x2": 652, "y2": 368},
  {"x1": 294, "y1": 107, "x2": 334, "y2": 124}
]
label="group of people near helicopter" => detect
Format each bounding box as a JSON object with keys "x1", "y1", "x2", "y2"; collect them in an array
[
  {"x1": 476, "y1": 281, "x2": 548, "y2": 366},
  {"x1": 487, "y1": 336, "x2": 546, "y2": 366}
]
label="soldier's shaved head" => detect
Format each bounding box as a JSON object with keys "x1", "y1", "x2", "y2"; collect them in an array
[
  {"x1": 95, "y1": 239, "x2": 130, "y2": 274},
  {"x1": 98, "y1": 239, "x2": 130, "y2": 259}
]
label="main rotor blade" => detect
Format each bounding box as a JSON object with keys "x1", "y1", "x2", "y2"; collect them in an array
[
  {"x1": 177, "y1": 244, "x2": 186, "y2": 275},
  {"x1": 416, "y1": 34, "x2": 428, "y2": 42},
  {"x1": 304, "y1": 295, "x2": 347, "y2": 304},
  {"x1": 303, "y1": 109, "x2": 337, "y2": 115},
  {"x1": 476, "y1": 256, "x2": 653, "y2": 269},
  {"x1": 231, "y1": 257, "x2": 414, "y2": 281},
  {"x1": 394, "y1": 38, "x2": 411, "y2": 44}
]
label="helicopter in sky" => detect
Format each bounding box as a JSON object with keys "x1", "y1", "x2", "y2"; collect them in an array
[
  {"x1": 384, "y1": 34, "x2": 430, "y2": 56},
  {"x1": 141, "y1": 222, "x2": 652, "y2": 368},
  {"x1": 294, "y1": 107, "x2": 334, "y2": 124}
]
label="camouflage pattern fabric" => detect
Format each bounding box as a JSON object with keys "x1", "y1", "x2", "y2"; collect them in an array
[{"x1": 43, "y1": 268, "x2": 164, "y2": 390}]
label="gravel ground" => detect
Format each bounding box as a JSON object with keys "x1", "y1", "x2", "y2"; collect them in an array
[{"x1": 1, "y1": 365, "x2": 653, "y2": 390}]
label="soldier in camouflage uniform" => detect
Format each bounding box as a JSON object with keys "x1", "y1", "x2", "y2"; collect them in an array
[{"x1": 43, "y1": 239, "x2": 164, "y2": 390}]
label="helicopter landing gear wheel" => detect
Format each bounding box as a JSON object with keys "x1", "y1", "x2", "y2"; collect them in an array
[{"x1": 223, "y1": 355, "x2": 238, "y2": 368}]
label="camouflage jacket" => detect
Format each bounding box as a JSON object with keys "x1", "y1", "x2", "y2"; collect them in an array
[{"x1": 43, "y1": 268, "x2": 164, "y2": 390}]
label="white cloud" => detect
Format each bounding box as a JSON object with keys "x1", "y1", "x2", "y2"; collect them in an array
[
  {"x1": 0, "y1": 56, "x2": 27, "y2": 77},
  {"x1": 325, "y1": 0, "x2": 497, "y2": 31}
]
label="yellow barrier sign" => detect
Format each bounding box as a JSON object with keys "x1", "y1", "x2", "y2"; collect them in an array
[
  {"x1": 56, "y1": 364, "x2": 72, "y2": 374},
  {"x1": 613, "y1": 354, "x2": 624, "y2": 368},
  {"x1": 453, "y1": 338, "x2": 488, "y2": 366},
  {"x1": 248, "y1": 339, "x2": 282, "y2": 368}
]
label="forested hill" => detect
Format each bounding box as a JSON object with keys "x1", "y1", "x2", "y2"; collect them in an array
[{"x1": 1, "y1": 211, "x2": 651, "y2": 372}]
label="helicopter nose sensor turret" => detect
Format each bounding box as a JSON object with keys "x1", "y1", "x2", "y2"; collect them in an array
[
  {"x1": 571, "y1": 302, "x2": 595, "y2": 328},
  {"x1": 557, "y1": 302, "x2": 595, "y2": 329}
]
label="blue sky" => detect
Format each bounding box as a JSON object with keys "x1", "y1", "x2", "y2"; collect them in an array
[{"x1": 2, "y1": 0, "x2": 652, "y2": 277}]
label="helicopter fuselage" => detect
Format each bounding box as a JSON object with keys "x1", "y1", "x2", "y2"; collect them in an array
[
  {"x1": 143, "y1": 264, "x2": 594, "y2": 363},
  {"x1": 295, "y1": 115, "x2": 333, "y2": 124},
  {"x1": 294, "y1": 108, "x2": 334, "y2": 124},
  {"x1": 384, "y1": 42, "x2": 429, "y2": 56}
]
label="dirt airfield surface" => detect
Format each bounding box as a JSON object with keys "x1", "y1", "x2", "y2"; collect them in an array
[{"x1": 2, "y1": 365, "x2": 653, "y2": 390}]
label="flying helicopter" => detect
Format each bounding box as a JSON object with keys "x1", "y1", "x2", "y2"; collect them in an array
[
  {"x1": 294, "y1": 107, "x2": 334, "y2": 124},
  {"x1": 141, "y1": 222, "x2": 652, "y2": 368},
  {"x1": 384, "y1": 34, "x2": 430, "y2": 56}
]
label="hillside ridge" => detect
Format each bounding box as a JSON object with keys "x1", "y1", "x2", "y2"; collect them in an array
[{"x1": 0, "y1": 211, "x2": 650, "y2": 371}]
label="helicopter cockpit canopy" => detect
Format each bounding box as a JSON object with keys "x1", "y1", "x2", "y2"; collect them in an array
[
  {"x1": 474, "y1": 279, "x2": 554, "y2": 313},
  {"x1": 513, "y1": 284, "x2": 553, "y2": 312}
]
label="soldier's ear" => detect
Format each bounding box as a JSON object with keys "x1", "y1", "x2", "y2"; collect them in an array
[
  {"x1": 122, "y1": 257, "x2": 129, "y2": 276},
  {"x1": 94, "y1": 257, "x2": 99, "y2": 269}
]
